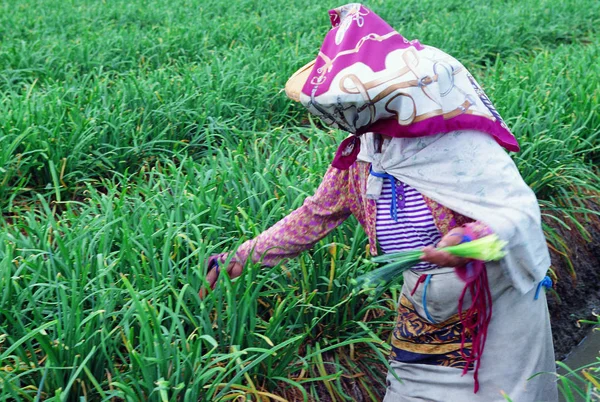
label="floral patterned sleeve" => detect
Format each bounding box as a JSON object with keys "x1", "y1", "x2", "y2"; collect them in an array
[
  {"x1": 422, "y1": 196, "x2": 493, "y2": 239},
  {"x1": 213, "y1": 166, "x2": 353, "y2": 267}
]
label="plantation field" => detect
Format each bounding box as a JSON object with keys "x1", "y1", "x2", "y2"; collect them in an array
[{"x1": 1, "y1": 0, "x2": 599, "y2": 400}]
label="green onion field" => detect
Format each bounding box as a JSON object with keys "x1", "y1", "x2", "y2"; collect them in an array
[{"x1": 1, "y1": 0, "x2": 599, "y2": 400}]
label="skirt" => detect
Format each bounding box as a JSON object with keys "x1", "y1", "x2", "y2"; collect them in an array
[{"x1": 383, "y1": 263, "x2": 558, "y2": 402}]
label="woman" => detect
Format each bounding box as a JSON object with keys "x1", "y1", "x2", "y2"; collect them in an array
[{"x1": 205, "y1": 4, "x2": 558, "y2": 401}]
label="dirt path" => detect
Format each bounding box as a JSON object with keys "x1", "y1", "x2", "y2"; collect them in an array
[{"x1": 547, "y1": 211, "x2": 600, "y2": 361}]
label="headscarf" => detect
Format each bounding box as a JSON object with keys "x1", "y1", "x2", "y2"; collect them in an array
[{"x1": 286, "y1": 3, "x2": 519, "y2": 169}]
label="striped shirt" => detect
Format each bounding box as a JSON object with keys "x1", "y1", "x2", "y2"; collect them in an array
[{"x1": 376, "y1": 177, "x2": 442, "y2": 270}]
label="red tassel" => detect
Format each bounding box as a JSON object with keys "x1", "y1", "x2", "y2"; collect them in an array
[
  {"x1": 410, "y1": 274, "x2": 428, "y2": 296},
  {"x1": 457, "y1": 261, "x2": 493, "y2": 394}
]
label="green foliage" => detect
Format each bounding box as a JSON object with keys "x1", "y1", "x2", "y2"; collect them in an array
[
  {"x1": 1, "y1": 0, "x2": 599, "y2": 400},
  {"x1": 556, "y1": 319, "x2": 600, "y2": 401}
]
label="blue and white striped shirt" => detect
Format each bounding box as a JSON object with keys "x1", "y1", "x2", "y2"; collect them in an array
[{"x1": 376, "y1": 177, "x2": 442, "y2": 270}]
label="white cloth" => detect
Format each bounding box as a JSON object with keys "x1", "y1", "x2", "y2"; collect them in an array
[
  {"x1": 383, "y1": 264, "x2": 558, "y2": 401},
  {"x1": 357, "y1": 130, "x2": 551, "y2": 294}
]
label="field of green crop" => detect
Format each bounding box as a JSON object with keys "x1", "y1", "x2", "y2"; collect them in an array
[{"x1": 1, "y1": 0, "x2": 599, "y2": 400}]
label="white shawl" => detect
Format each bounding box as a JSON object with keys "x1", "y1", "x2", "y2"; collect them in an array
[{"x1": 357, "y1": 130, "x2": 550, "y2": 294}]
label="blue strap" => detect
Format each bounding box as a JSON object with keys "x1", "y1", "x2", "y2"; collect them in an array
[
  {"x1": 422, "y1": 274, "x2": 436, "y2": 323},
  {"x1": 534, "y1": 276, "x2": 553, "y2": 300},
  {"x1": 209, "y1": 259, "x2": 220, "y2": 276},
  {"x1": 369, "y1": 166, "x2": 405, "y2": 221},
  {"x1": 449, "y1": 233, "x2": 473, "y2": 244}
]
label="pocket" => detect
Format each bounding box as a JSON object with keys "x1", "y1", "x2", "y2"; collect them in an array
[{"x1": 402, "y1": 269, "x2": 471, "y2": 324}]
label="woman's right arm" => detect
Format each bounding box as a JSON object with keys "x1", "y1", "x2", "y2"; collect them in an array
[{"x1": 203, "y1": 165, "x2": 354, "y2": 293}]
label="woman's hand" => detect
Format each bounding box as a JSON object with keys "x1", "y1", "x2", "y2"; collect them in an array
[
  {"x1": 420, "y1": 227, "x2": 470, "y2": 267},
  {"x1": 199, "y1": 260, "x2": 244, "y2": 298}
]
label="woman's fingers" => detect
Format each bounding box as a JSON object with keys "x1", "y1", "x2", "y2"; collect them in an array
[
  {"x1": 199, "y1": 262, "x2": 244, "y2": 299},
  {"x1": 206, "y1": 265, "x2": 220, "y2": 288},
  {"x1": 199, "y1": 262, "x2": 221, "y2": 299},
  {"x1": 436, "y1": 228, "x2": 466, "y2": 248},
  {"x1": 420, "y1": 227, "x2": 470, "y2": 267},
  {"x1": 420, "y1": 246, "x2": 468, "y2": 267},
  {"x1": 228, "y1": 262, "x2": 243, "y2": 279}
]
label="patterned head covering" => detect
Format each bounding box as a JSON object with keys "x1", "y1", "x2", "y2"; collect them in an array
[{"x1": 285, "y1": 3, "x2": 519, "y2": 169}]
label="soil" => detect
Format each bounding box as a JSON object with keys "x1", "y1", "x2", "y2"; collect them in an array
[{"x1": 546, "y1": 210, "x2": 600, "y2": 361}]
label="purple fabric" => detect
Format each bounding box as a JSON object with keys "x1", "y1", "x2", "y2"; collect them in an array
[
  {"x1": 298, "y1": 4, "x2": 520, "y2": 170},
  {"x1": 331, "y1": 135, "x2": 362, "y2": 170},
  {"x1": 312, "y1": 6, "x2": 423, "y2": 96}
]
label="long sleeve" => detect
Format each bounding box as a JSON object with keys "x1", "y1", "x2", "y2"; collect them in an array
[
  {"x1": 219, "y1": 166, "x2": 354, "y2": 267},
  {"x1": 421, "y1": 195, "x2": 493, "y2": 240}
]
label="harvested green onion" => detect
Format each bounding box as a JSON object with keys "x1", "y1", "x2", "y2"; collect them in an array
[{"x1": 353, "y1": 235, "x2": 508, "y2": 289}]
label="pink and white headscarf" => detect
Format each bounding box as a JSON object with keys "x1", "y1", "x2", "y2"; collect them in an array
[{"x1": 296, "y1": 3, "x2": 519, "y2": 169}]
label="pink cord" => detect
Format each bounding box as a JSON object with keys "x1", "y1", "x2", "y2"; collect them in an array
[
  {"x1": 457, "y1": 260, "x2": 493, "y2": 393},
  {"x1": 410, "y1": 274, "x2": 428, "y2": 296}
]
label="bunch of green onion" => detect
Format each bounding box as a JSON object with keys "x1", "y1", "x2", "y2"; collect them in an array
[{"x1": 353, "y1": 234, "x2": 508, "y2": 289}]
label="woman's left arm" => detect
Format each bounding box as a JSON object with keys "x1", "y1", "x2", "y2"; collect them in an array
[
  {"x1": 226, "y1": 165, "x2": 353, "y2": 267},
  {"x1": 204, "y1": 165, "x2": 354, "y2": 289},
  {"x1": 420, "y1": 198, "x2": 493, "y2": 267}
]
